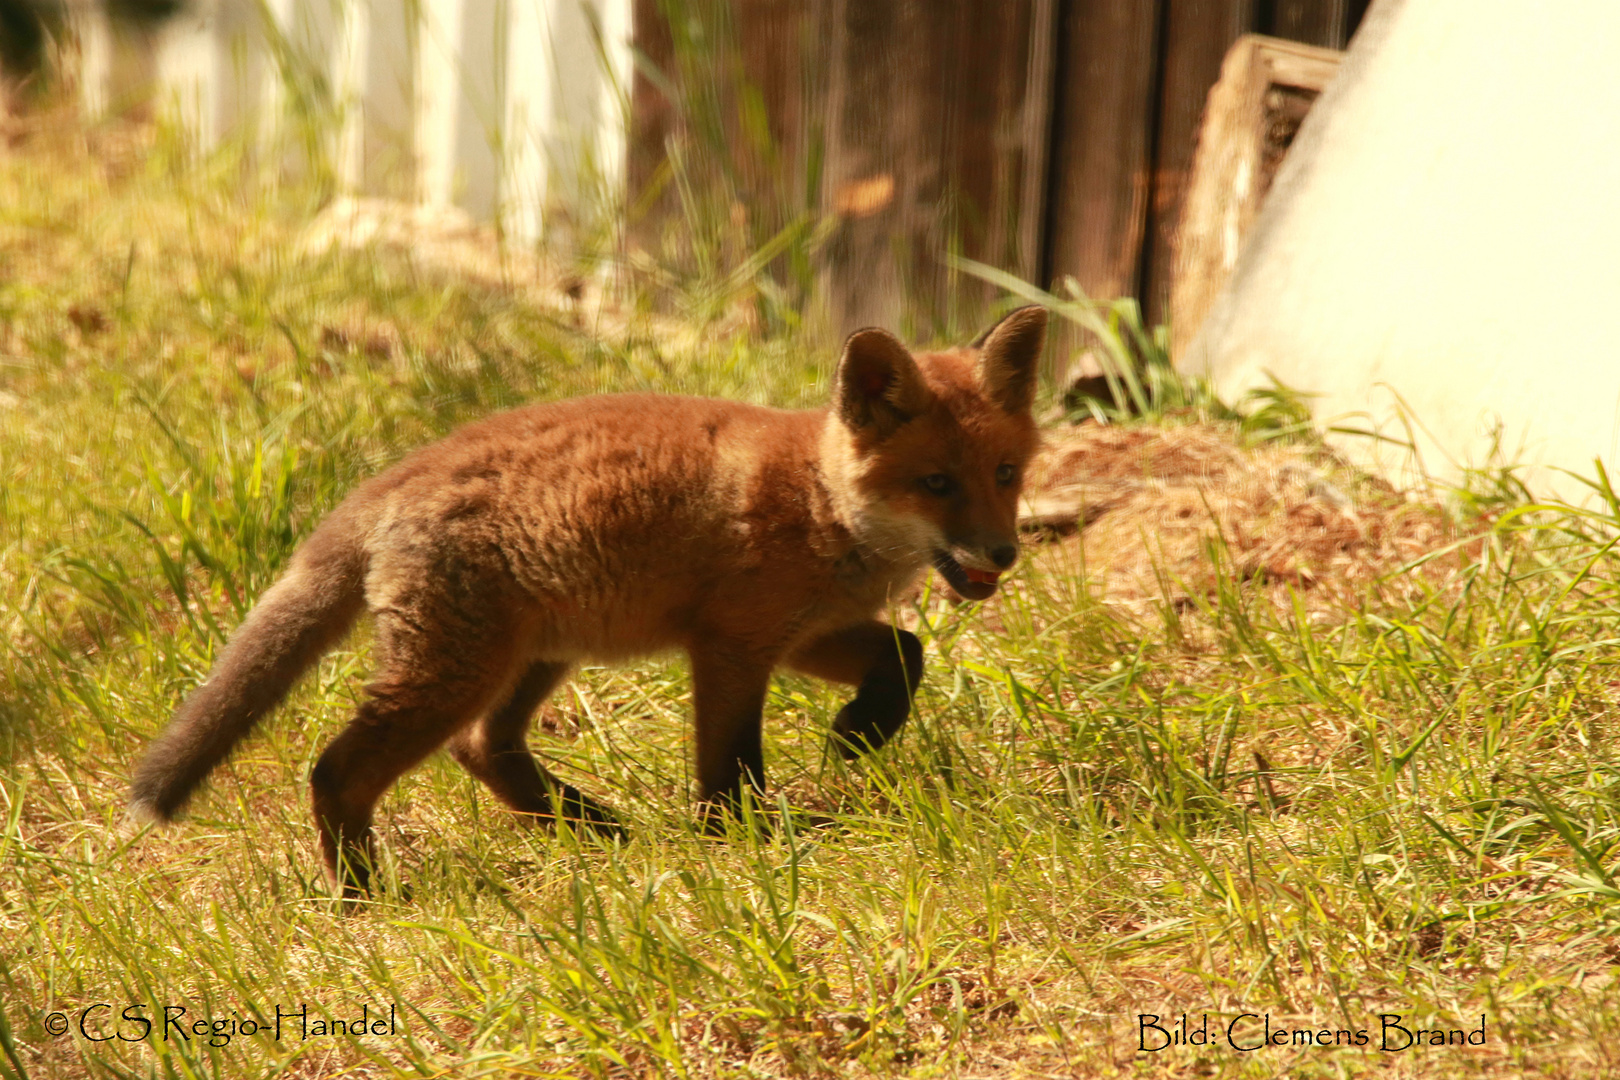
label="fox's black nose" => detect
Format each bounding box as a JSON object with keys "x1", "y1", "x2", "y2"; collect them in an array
[{"x1": 990, "y1": 544, "x2": 1018, "y2": 569}]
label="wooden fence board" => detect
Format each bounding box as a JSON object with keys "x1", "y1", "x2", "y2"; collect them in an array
[
  {"x1": 1141, "y1": 0, "x2": 1253, "y2": 323},
  {"x1": 627, "y1": 0, "x2": 677, "y2": 232},
  {"x1": 1258, "y1": 0, "x2": 1349, "y2": 47},
  {"x1": 817, "y1": 0, "x2": 1043, "y2": 338},
  {"x1": 626, "y1": 0, "x2": 818, "y2": 288},
  {"x1": 1041, "y1": 0, "x2": 1161, "y2": 301}
]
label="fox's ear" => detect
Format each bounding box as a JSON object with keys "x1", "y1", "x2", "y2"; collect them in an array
[
  {"x1": 835, "y1": 328, "x2": 931, "y2": 436},
  {"x1": 975, "y1": 305, "x2": 1046, "y2": 415}
]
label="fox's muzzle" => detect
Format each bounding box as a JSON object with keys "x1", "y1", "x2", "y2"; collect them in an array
[{"x1": 933, "y1": 540, "x2": 1018, "y2": 601}]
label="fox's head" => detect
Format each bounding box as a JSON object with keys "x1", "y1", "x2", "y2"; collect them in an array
[{"x1": 822, "y1": 306, "x2": 1046, "y2": 600}]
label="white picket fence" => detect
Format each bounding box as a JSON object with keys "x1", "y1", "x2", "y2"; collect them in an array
[{"x1": 74, "y1": 0, "x2": 634, "y2": 240}]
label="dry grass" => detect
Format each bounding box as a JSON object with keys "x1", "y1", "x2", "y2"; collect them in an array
[{"x1": 1023, "y1": 423, "x2": 1468, "y2": 615}]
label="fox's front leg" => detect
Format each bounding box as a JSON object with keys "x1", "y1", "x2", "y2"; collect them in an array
[
  {"x1": 789, "y1": 621, "x2": 924, "y2": 758},
  {"x1": 687, "y1": 646, "x2": 776, "y2": 829}
]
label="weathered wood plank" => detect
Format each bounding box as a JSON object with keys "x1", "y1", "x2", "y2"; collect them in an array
[
  {"x1": 626, "y1": 0, "x2": 821, "y2": 306},
  {"x1": 626, "y1": 0, "x2": 678, "y2": 251},
  {"x1": 1258, "y1": 0, "x2": 1348, "y2": 47},
  {"x1": 1041, "y1": 0, "x2": 1162, "y2": 302},
  {"x1": 1017, "y1": 0, "x2": 1060, "y2": 286},
  {"x1": 1140, "y1": 0, "x2": 1252, "y2": 323},
  {"x1": 817, "y1": 0, "x2": 906, "y2": 333},
  {"x1": 818, "y1": 0, "x2": 1043, "y2": 339}
]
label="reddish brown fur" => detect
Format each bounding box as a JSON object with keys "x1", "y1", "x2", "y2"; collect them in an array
[{"x1": 129, "y1": 308, "x2": 1047, "y2": 896}]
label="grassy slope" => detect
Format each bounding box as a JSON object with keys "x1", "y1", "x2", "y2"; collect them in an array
[{"x1": 4, "y1": 130, "x2": 1620, "y2": 1080}]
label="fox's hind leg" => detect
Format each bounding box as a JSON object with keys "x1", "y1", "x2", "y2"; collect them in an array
[
  {"x1": 789, "y1": 621, "x2": 924, "y2": 758},
  {"x1": 310, "y1": 610, "x2": 520, "y2": 898},
  {"x1": 447, "y1": 660, "x2": 624, "y2": 837},
  {"x1": 688, "y1": 646, "x2": 774, "y2": 829}
]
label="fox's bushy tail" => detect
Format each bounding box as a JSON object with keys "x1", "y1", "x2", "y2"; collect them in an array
[{"x1": 129, "y1": 512, "x2": 370, "y2": 823}]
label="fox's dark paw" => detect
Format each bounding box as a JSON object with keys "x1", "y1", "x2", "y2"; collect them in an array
[{"x1": 829, "y1": 699, "x2": 908, "y2": 760}]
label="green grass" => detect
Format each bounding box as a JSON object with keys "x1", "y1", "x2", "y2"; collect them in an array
[{"x1": 5, "y1": 128, "x2": 1620, "y2": 1080}]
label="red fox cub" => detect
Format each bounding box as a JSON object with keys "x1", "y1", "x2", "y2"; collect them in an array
[{"x1": 129, "y1": 306, "x2": 1046, "y2": 895}]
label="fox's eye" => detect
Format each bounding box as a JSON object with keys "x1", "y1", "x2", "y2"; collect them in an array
[
  {"x1": 921, "y1": 473, "x2": 955, "y2": 496},
  {"x1": 995, "y1": 464, "x2": 1016, "y2": 486}
]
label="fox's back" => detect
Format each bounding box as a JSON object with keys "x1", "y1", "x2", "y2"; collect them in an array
[{"x1": 349, "y1": 394, "x2": 853, "y2": 660}]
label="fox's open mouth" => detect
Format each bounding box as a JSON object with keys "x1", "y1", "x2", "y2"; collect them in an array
[{"x1": 932, "y1": 551, "x2": 1000, "y2": 601}]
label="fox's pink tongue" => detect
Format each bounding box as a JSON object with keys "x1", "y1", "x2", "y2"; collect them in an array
[{"x1": 964, "y1": 568, "x2": 1001, "y2": 585}]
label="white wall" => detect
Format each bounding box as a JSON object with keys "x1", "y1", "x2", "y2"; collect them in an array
[
  {"x1": 1186, "y1": 0, "x2": 1620, "y2": 503},
  {"x1": 75, "y1": 0, "x2": 634, "y2": 240}
]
